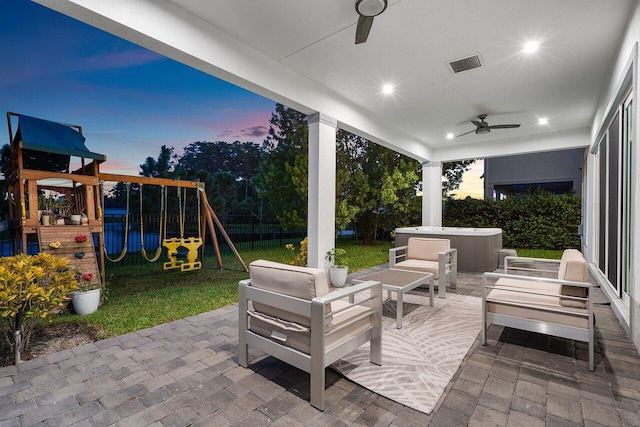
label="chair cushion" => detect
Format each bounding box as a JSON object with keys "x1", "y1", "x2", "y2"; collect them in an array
[
  {"x1": 406, "y1": 237, "x2": 449, "y2": 262},
  {"x1": 557, "y1": 249, "x2": 588, "y2": 308},
  {"x1": 248, "y1": 300, "x2": 371, "y2": 355},
  {"x1": 394, "y1": 259, "x2": 440, "y2": 278},
  {"x1": 249, "y1": 260, "x2": 330, "y2": 327},
  {"x1": 487, "y1": 277, "x2": 588, "y2": 328}
]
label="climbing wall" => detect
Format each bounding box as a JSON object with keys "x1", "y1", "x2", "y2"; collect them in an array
[{"x1": 37, "y1": 225, "x2": 101, "y2": 288}]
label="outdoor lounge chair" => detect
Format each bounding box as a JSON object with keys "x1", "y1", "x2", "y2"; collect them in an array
[
  {"x1": 238, "y1": 260, "x2": 382, "y2": 411},
  {"x1": 482, "y1": 249, "x2": 595, "y2": 370},
  {"x1": 389, "y1": 237, "x2": 457, "y2": 298}
]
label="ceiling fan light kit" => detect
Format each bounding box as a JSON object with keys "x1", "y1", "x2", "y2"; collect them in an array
[
  {"x1": 355, "y1": 0, "x2": 387, "y2": 44},
  {"x1": 356, "y1": 0, "x2": 387, "y2": 17}
]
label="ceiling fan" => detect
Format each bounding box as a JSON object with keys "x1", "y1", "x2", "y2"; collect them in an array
[
  {"x1": 355, "y1": 0, "x2": 387, "y2": 44},
  {"x1": 456, "y1": 114, "x2": 521, "y2": 137}
]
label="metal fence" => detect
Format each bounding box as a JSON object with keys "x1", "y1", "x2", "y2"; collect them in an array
[{"x1": 0, "y1": 215, "x2": 307, "y2": 266}]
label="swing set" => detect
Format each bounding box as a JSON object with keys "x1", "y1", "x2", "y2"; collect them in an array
[
  {"x1": 5, "y1": 112, "x2": 248, "y2": 293},
  {"x1": 99, "y1": 172, "x2": 248, "y2": 273}
]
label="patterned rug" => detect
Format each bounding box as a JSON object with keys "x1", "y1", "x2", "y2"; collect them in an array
[{"x1": 332, "y1": 291, "x2": 482, "y2": 414}]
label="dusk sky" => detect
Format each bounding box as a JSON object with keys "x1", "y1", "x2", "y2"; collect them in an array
[
  {"x1": 1, "y1": 1, "x2": 483, "y2": 198},
  {"x1": 1, "y1": 1, "x2": 275, "y2": 176}
]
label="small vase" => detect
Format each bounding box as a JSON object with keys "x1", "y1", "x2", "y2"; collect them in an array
[
  {"x1": 329, "y1": 266, "x2": 349, "y2": 287},
  {"x1": 41, "y1": 215, "x2": 51, "y2": 226},
  {"x1": 71, "y1": 288, "x2": 100, "y2": 315}
]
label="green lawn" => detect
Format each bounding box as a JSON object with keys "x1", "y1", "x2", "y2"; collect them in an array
[
  {"x1": 50, "y1": 240, "x2": 393, "y2": 339},
  {"x1": 42, "y1": 242, "x2": 557, "y2": 340}
]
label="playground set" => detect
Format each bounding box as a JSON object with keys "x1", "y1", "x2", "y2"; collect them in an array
[{"x1": 3, "y1": 112, "x2": 248, "y2": 288}]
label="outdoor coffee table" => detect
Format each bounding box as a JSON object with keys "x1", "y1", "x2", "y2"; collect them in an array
[{"x1": 353, "y1": 269, "x2": 433, "y2": 329}]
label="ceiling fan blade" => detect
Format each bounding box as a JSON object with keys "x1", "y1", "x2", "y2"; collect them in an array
[
  {"x1": 456, "y1": 129, "x2": 477, "y2": 137},
  {"x1": 355, "y1": 15, "x2": 374, "y2": 44},
  {"x1": 488, "y1": 124, "x2": 521, "y2": 129},
  {"x1": 470, "y1": 120, "x2": 483, "y2": 127}
]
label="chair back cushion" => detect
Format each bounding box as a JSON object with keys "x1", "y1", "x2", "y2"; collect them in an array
[
  {"x1": 249, "y1": 260, "x2": 330, "y2": 327},
  {"x1": 406, "y1": 237, "x2": 450, "y2": 262},
  {"x1": 557, "y1": 249, "x2": 588, "y2": 308}
]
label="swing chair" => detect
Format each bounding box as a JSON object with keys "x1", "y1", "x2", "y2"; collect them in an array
[
  {"x1": 101, "y1": 181, "x2": 130, "y2": 263},
  {"x1": 139, "y1": 184, "x2": 166, "y2": 262},
  {"x1": 162, "y1": 183, "x2": 203, "y2": 272}
]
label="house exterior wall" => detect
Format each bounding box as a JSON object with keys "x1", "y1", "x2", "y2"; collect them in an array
[
  {"x1": 588, "y1": 1, "x2": 640, "y2": 352},
  {"x1": 483, "y1": 148, "x2": 584, "y2": 200}
]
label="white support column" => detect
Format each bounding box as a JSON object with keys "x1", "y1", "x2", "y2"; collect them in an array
[
  {"x1": 422, "y1": 161, "x2": 443, "y2": 226},
  {"x1": 307, "y1": 113, "x2": 337, "y2": 268}
]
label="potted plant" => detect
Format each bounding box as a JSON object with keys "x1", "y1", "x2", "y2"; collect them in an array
[
  {"x1": 71, "y1": 271, "x2": 100, "y2": 315},
  {"x1": 325, "y1": 248, "x2": 349, "y2": 287},
  {"x1": 38, "y1": 195, "x2": 57, "y2": 225}
]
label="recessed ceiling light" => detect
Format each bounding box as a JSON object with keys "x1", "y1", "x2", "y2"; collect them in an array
[
  {"x1": 382, "y1": 84, "x2": 394, "y2": 95},
  {"x1": 523, "y1": 40, "x2": 540, "y2": 54},
  {"x1": 446, "y1": 133, "x2": 454, "y2": 140},
  {"x1": 538, "y1": 117, "x2": 549, "y2": 125}
]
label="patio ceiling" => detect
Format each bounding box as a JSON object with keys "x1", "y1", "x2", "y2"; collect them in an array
[{"x1": 36, "y1": 0, "x2": 634, "y2": 162}]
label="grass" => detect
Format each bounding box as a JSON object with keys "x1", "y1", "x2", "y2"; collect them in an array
[
  {"x1": 48, "y1": 240, "x2": 393, "y2": 339},
  {"x1": 514, "y1": 248, "x2": 564, "y2": 259}
]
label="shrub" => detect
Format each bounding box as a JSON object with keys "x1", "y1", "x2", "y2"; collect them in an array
[
  {"x1": 0, "y1": 253, "x2": 78, "y2": 359},
  {"x1": 443, "y1": 191, "x2": 581, "y2": 249},
  {"x1": 285, "y1": 237, "x2": 308, "y2": 266}
]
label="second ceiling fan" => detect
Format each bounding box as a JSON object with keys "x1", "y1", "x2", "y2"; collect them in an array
[
  {"x1": 355, "y1": 0, "x2": 387, "y2": 44},
  {"x1": 457, "y1": 114, "x2": 521, "y2": 137}
]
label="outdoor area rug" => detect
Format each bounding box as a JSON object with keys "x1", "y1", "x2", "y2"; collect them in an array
[{"x1": 332, "y1": 291, "x2": 482, "y2": 414}]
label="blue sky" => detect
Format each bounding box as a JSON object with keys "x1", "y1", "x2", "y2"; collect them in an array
[{"x1": 1, "y1": 1, "x2": 275, "y2": 176}]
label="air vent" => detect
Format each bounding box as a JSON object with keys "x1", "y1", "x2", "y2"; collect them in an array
[{"x1": 447, "y1": 53, "x2": 483, "y2": 74}]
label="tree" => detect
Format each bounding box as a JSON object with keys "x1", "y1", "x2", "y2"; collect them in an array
[
  {"x1": 442, "y1": 160, "x2": 476, "y2": 198},
  {"x1": 178, "y1": 140, "x2": 263, "y2": 180},
  {"x1": 338, "y1": 135, "x2": 421, "y2": 242},
  {"x1": 140, "y1": 145, "x2": 177, "y2": 178},
  {"x1": 256, "y1": 104, "x2": 309, "y2": 229}
]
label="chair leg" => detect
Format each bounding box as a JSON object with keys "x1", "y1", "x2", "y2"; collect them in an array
[
  {"x1": 481, "y1": 286, "x2": 487, "y2": 346},
  {"x1": 238, "y1": 282, "x2": 248, "y2": 367},
  {"x1": 310, "y1": 362, "x2": 325, "y2": 411}
]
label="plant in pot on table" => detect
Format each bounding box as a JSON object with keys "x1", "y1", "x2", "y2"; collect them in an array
[
  {"x1": 71, "y1": 271, "x2": 100, "y2": 315},
  {"x1": 325, "y1": 248, "x2": 349, "y2": 287}
]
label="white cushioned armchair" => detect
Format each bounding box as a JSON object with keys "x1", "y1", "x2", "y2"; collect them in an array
[
  {"x1": 482, "y1": 249, "x2": 595, "y2": 371},
  {"x1": 238, "y1": 260, "x2": 382, "y2": 411},
  {"x1": 389, "y1": 237, "x2": 457, "y2": 298}
]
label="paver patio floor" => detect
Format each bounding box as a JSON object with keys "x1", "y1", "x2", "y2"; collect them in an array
[{"x1": 1, "y1": 268, "x2": 640, "y2": 426}]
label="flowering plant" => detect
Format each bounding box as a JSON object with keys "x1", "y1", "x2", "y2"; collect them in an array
[
  {"x1": 285, "y1": 237, "x2": 308, "y2": 266},
  {"x1": 75, "y1": 271, "x2": 99, "y2": 292}
]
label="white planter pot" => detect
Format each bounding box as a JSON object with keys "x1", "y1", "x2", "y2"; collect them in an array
[
  {"x1": 72, "y1": 288, "x2": 100, "y2": 315},
  {"x1": 70, "y1": 214, "x2": 81, "y2": 225},
  {"x1": 329, "y1": 266, "x2": 348, "y2": 287}
]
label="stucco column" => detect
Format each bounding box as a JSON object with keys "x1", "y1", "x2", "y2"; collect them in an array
[
  {"x1": 307, "y1": 113, "x2": 337, "y2": 268},
  {"x1": 422, "y1": 161, "x2": 442, "y2": 226}
]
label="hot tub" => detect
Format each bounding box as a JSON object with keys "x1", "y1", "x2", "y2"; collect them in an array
[{"x1": 394, "y1": 226, "x2": 502, "y2": 273}]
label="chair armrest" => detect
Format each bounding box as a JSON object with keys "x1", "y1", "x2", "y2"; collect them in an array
[
  {"x1": 439, "y1": 248, "x2": 457, "y2": 265},
  {"x1": 389, "y1": 246, "x2": 408, "y2": 267},
  {"x1": 504, "y1": 256, "x2": 560, "y2": 275},
  {"x1": 482, "y1": 272, "x2": 592, "y2": 306},
  {"x1": 314, "y1": 280, "x2": 382, "y2": 304},
  {"x1": 484, "y1": 272, "x2": 591, "y2": 288}
]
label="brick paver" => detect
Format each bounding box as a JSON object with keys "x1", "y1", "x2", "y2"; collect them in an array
[{"x1": 1, "y1": 270, "x2": 639, "y2": 426}]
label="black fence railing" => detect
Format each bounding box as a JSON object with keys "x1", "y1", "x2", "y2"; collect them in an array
[{"x1": 0, "y1": 214, "x2": 305, "y2": 266}]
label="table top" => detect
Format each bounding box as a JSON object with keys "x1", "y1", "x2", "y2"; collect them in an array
[{"x1": 353, "y1": 268, "x2": 432, "y2": 289}]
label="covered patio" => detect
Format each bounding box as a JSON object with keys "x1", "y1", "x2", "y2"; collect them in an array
[
  {"x1": 17, "y1": 0, "x2": 640, "y2": 424},
  {"x1": 1, "y1": 268, "x2": 639, "y2": 426},
  {"x1": 34, "y1": 0, "x2": 640, "y2": 353}
]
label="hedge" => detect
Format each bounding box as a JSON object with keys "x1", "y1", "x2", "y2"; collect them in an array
[{"x1": 443, "y1": 191, "x2": 581, "y2": 250}]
